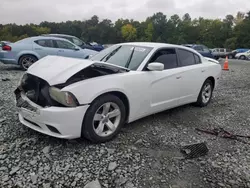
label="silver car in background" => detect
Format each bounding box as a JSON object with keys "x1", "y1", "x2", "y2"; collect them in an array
[{"x1": 0, "y1": 36, "x2": 98, "y2": 70}]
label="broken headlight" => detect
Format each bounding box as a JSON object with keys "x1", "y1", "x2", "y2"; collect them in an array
[
  {"x1": 49, "y1": 87, "x2": 79, "y2": 107},
  {"x1": 18, "y1": 73, "x2": 28, "y2": 89}
]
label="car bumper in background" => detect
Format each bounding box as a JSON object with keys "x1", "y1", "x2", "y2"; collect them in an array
[
  {"x1": 16, "y1": 91, "x2": 89, "y2": 139},
  {"x1": 0, "y1": 51, "x2": 18, "y2": 64},
  {"x1": 0, "y1": 58, "x2": 17, "y2": 64}
]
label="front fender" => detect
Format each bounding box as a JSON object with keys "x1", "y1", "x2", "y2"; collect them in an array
[
  {"x1": 61, "y1": 72, "x2": 151, "y2": 122},
  {"x1": 61, "y1": 74, "x2": 131, "y2": 105}
]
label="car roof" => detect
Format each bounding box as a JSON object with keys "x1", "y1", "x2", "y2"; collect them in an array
[
  {"x1": 114, "y1": 42, "x2": 202, "y2": 56},
  {"x1": 182, "y1": 44, "x2": 204, "y2": 47},
  {"x1": 23, "y1": 36, "x2": 73, "y2": 42},
  {"x1": 119, "y1": 42, "x2": 190, "y2": 48},
  {"x1": 42, "y1": 34, "x2": 75, "y2": 38}
]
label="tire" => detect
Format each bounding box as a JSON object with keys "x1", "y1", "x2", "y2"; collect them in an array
[
  {"x1": 19, "y1": 55, "x2": 38, "y2": 70},
  {"x1": 195, "y1": 79, "x2": 214, "y2": 107},
  {"x1": 239, "y1": 55, "x2": 246, "y2": 60},
  {"x1": 82, "y1": 94, "x2": 126, "y2": 143}
]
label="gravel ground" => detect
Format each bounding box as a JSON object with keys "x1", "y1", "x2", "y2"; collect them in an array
[{"x1": 1, "y1": 59, "x2": 250, "y2": 188}]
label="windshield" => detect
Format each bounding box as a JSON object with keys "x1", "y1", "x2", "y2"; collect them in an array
[
  {"x1": 91, "y1": 44, "x2": 153, "y2": 70},
  {"x1": 72, "y1": 37, "x2": 84, "y2": 46}
]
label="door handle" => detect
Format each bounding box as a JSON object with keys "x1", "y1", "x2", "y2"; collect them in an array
[
  {"x1": 201, "y1": 70, "x2": 205, "y2": 72},
  {"x1": 58, "y1": 50, "x2": 64, "y2": 52},
  {"x1": 176, "y1": 76, "x2": 181, "y2": 79}
]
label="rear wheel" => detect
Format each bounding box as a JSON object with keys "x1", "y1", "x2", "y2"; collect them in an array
[
  {"x1": 19, "y1": 55, "x2": 38, "y2": 70},
  {"x1": 195, "y1": 79, "x2": 214, "y2": 107},
  {"x1": 82, "y1": 94, "x2": 126, "y2": 143}
]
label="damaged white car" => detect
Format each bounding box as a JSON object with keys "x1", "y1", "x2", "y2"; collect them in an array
[{"x1": 14, "y1": 42, "x2": 222, "y2": 143}]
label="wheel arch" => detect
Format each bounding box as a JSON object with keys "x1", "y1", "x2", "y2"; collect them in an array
[
  {"x1": 205, "y1": 76, "x2": 215, "y2": 89},
  {"x1": 18, "y1": 53, "x2": 39, "y2": 64},
  {"x1": 90, "y1": 91, "x2": 130, "y2": 123}
]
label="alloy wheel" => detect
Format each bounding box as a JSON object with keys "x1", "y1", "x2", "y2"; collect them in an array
[
  {"x1": 202, "y1": 83, "x2": 212, "y2": 104},
  {"x1": 92, "y1": 102, "x2": 121, "y2": 137},
  {"x1": 21, "y1": 57, "x2": 36, "y2": 70}
]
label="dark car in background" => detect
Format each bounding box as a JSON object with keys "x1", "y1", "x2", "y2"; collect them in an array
[
  {"x1": 42, "y1": 34, "x2": 104, "y2": 52},
  {"x1": 182, "y1": 44, "x2": 215, "y2": 59}
]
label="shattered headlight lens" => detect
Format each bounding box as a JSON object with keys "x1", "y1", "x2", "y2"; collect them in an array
[{"x1": 49, "y1": 87, "x2": 79, "y2": 107}]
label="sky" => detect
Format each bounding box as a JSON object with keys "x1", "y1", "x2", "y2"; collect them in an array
[{"x1": 1, "y1": 0, "x2": 249, "y2": 25}]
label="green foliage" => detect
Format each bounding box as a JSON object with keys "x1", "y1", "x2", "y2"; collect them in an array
[
  {"x1": 224, "y1": 37, "x2": 237, "y2": 49},
  {"x1": 0, "y1": 11, "x2": 249, "y2": 49},
  {"x1": 121, "y1": 24, "x2": 137, "y2": 42}
]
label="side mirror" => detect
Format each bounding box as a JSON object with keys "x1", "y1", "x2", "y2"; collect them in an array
[
  {"x1": 74, "y1": 47, "x2": 80, "y2": 51},
  {"x1": 147, "y1": 62, "x2": 164, "y2": 71}
]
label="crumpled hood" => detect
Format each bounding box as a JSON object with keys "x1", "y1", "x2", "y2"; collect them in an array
[{"x1": 27, "y1": 55, "x2": 95, "y2": 85}]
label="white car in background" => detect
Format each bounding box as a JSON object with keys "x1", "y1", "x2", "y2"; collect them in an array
[
  {"x1": 14, "y1": 42, "x2": 221, "y2": 143},
  {"x1": 235, "y1": 50, "x2": 250, "y2": 60}
]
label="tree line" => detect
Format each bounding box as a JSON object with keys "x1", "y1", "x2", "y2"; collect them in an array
[{"x1": 0, "y1": 11, "x2": 250, "y2": 49}]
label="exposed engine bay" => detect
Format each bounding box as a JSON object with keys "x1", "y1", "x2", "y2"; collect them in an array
[
  {"x1": 16, "y1": 63, "x2": 129, "y2": 107},
  {"x1": 55, "y1": 63, "x2": 129, "y2": 88}
]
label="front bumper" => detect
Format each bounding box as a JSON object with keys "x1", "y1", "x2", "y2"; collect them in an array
[{"x1": 16, "y1": 90, "x2": 90, "y2": 139}]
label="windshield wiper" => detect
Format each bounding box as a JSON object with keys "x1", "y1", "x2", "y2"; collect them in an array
[
  {"x1": 101, "y1": 46, "x2": 121, "y2": 62},
  {"x1": 124, "y1": 47, "x2": 135, "y2": 68}
]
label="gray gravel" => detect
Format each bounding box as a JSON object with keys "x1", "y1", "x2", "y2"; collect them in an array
[{"x1": 1, "y1": 60, "x2": 250, "y2": 188}]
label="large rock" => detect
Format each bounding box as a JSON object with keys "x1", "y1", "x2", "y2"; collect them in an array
[{"x1": 84, "y1": 179, "x2": 101, "y2": 188}]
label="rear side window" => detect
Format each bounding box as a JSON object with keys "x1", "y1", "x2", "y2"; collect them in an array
[
  {"x1": 55, "y1": 40, "x2": 75, "y2": 49},
  {"x1": 177, "y1": 49, "x2": 196, "y2": 66},
  {"x1": 34, "y1": 40, "x2": 54, "y2": 48}
]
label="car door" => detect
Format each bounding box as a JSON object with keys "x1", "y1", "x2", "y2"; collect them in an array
[
  {"x1": 53, "y1": 39, "x2": 87, "y2": 59},
  {"x1": 33, "y1": 39, "x2": 59, "y2": 58},
  {"x1": 143, "y1": 48, "x2": 184, "y2": 114},
  {"x1": 175, "y1": 48, "x2": 206, "y2": 105}
]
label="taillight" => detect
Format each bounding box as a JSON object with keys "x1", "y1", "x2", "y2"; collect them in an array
[{"x1": 2, "y1": 45, "x2": 11, "y2": 51}]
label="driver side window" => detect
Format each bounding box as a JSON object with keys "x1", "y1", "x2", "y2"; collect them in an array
[{"x1": 148, "y1": 48, "x2": 178, "y2": 70}]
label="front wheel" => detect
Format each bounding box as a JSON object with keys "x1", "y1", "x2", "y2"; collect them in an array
[
  {"x1": 195, "y1": 79, "x2": 214, "y2": 107},
  {"x1": 82, "y1": 94, "x2": 126, "y2": 143}
]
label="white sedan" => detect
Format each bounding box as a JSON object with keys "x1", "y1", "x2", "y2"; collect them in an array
[
  {"x1": 235, "y1": 50, "x2": 250, "y2": 60},
  {"x1": 14, "y1": 42, "x2": 222, "y2": 143}
]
